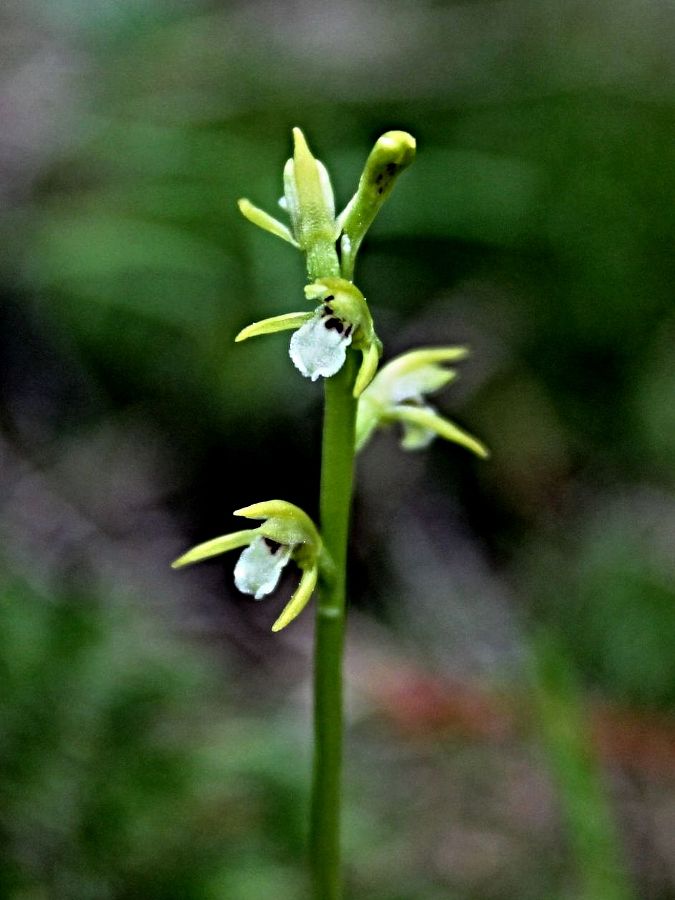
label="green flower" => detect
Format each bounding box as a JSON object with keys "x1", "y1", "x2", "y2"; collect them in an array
[
  {"x1": 355, "y1": 348, "x2": 489, "y2": 457},
  {"x1": 238, "y1": 127, "x2": 339, "y2": 279},
  {"x1": 172, "y1": 500, "x2": 329, "y2": 632},
  {"x1": 236, "y1": 277, "x2": 382, "y2": 397}
]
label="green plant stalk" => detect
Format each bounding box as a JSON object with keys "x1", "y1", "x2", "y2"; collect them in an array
[{"x1": 312, "y1": 351, "x2": 357, "y2": 899}]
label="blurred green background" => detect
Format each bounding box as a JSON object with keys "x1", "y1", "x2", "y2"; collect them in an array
[{"x1": 1, "y1": 1, "x2": 674, "y2": 897}]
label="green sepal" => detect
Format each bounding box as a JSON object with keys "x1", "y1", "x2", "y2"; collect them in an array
[
  {"x1": 271, "y1": 564, "x2": 318, "y2": 632},
  {"x1": 235, "y1": 500, "x2": 321, "y2": 551},
  {"x1": 379, "y1": 347, "x2": 468, "y2": 381},
  {"x1": 390, "y1": 406, "x2": 489, "y2": 459},
  {"x1": 338, "y1": 130, "x2": 416, "y2": 276},
  {"x1": 353, "y1": 341, "x2": 381, "y2": 398},
  {"x1": 235, "y1": 311, "x2": 313, "y2": 343},
  {"x1": 237, "y1": 198, "x2": 299, "y2": 247},
  {"x1": 171, "y1": 529, "x2": 259, "y2": 568}
]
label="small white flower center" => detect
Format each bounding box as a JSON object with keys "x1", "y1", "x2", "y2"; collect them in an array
[
  {"x1": 289, "y1": 309, "x2": 352, "y2": 381},
  {"x1": 234, "y1": 535, "x2": 293, "y2": 600}
]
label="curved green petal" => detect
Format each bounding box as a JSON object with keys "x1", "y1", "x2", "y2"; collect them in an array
[
  {"x1": 353, "y1": 341, "x2": 381, "y2": 398},
  {"x1": 235, "y1": 311, "x2": 312, "y2": 343},
  {"x1": 237, "y1": 198, "x2": 299, "y2": 246},
  {"x1": 271, "y1": 564, "x2": 318, "y2": 632},
  {"x1": 392, "y1": 406, "x2": 489, "y2": 459},
  {"x1": 171, "y1": 529, "x2": 258, "y2": 568}
]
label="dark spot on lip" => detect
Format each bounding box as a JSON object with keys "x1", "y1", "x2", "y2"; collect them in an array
[
  {"x1": 386, "y1": 162, "x2": 398, "y2": 175},
  {"x1": 322, "y1": 304, "x2": 333, "y2": 316},
  {"x1": 344, "y1": 324, "x2": 353, "y2": 338},
  {"x1": 375, "y1": 173, "x2": 383, "y2": 184},
  {"x1": 263, "y1": 537, "x2": 282, "y2": 554},
  {"x1": 324, "y1": 317, "x2": 344, "y2": 333},
  {"x1": 377, "y1": 187, "x2": 383, "y2": 194},
  {"x1": 323, "y1": 294, "x2": 334, "y2": 302}
]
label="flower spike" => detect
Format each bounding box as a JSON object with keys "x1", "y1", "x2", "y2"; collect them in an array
[
  {"x1": 172, "y1": 500, "x2": 327, "y2": 631},
  {"x1": 355, "y1": 347, "x2": 489, "y2": 458}
]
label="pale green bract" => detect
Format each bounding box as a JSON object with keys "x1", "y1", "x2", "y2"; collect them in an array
[
  {"x1": 172, "y1": 500, "x2": 327, "y2": 632},
  {"x1": 355, "y1": 348, "x2": 490, "y2": 458}
]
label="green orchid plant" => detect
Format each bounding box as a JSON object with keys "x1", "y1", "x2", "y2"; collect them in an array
[{"x1": 173, "y1": 127, "x2": 488, "y2": 899}]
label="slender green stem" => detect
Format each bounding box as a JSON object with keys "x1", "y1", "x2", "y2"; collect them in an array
[{"x1": 311, "y1": 352, "x2": 357, "y2": 900}]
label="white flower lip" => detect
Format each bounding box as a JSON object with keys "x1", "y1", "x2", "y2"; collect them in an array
[
  {"x1": 289, "y1": 310, "x2": 353, "y2": 381},
  {"x1": 233, "y1": 535, "x2": 293, "y2": 600}
]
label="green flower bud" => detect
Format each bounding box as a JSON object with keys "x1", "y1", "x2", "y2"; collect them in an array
[
  {"x1": 338, "y1": 131, "x2": 416, "y2": 277},
  {"x1": 284, "y1": 128, "x2": 340, "y2": 278},
  {"x1": 237, "y1": 128, "x2": 340, "y2": 279}
]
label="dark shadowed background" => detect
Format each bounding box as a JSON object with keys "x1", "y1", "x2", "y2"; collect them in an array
[{"x1": 1, "y1": 1, "x2": 674, "y2": 898}]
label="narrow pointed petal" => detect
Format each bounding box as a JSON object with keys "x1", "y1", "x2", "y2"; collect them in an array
[
  {"x1": 392, "y1": 406, "x2": 489, "y2": 458},
  {"x1": 237, "y1": 199, "x2": 299, "y2": 246},
  {"x1": 353, "y1": 341, "x2": 381, "y2": 398},
  {"x1": 171, "y1": 529, "x2": 258, "y2": 568},
  {"x1": 271, "y1": 565, "x2": 318, "y2": 632},
  {"x1": 235, "y1": 311, "x2": 312, "y2": 343},
  {"x1": 234, "y1": 535, "x2": 292, "y2": 600},
  {"x1": 386, "y1": 347, "x2": 469, "y2": 374},
  {"x1": 289, "y1": 313, "x2": 351, "y2": 381}
]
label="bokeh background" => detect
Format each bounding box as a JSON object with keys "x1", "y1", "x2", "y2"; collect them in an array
[{"x1": 1, "y1": 1, "x2": 674, "y2": 897}]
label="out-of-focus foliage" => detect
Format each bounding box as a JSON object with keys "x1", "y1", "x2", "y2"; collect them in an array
[
  {"x1": 1, "y1": 0, "x2": 674, "y2": 897},
  {"x1": 0, "y1": 579, "x2": 309, "y2": 900}
]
